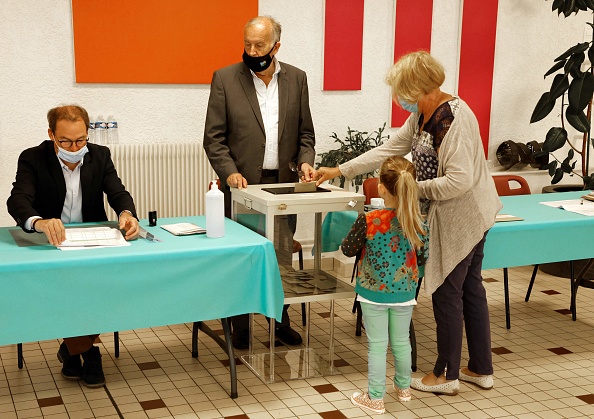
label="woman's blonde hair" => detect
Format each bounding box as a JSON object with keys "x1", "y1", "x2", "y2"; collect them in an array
[
  {"x1": 379, "y1": 156, "x2": 426, "y2": 249},
  {"x1": 385, "y1": 51, "x2": 445, "y2": 104}
]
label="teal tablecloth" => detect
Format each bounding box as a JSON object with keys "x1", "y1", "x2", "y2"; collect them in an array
[
  {"x1": 0, "y1": 216, "x2": 283, "y2": 346},
  {"x1": 322, "y1": 191, "x2": 594, "y2": 270}
]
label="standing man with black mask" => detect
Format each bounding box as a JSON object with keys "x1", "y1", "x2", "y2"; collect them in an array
[{"x1": 203, "y1": 15, "x2": 316, "y2": 350}]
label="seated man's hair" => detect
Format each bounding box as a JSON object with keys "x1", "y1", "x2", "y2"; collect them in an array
[{"x1": 47, "y1": 105, "x2": 90, "y2": 132}]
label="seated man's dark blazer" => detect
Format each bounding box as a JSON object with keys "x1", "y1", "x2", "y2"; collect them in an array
[{"x1": 7, "y1": 140, "x2": 136, "y2": 231}]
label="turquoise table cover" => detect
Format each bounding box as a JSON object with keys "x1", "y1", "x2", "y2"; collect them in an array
[
  {"x1": 0, "y1": 216, "x2": 283, "y2": 346},
  {"x1": 321, "y1": 191, "x2": 594, "y2": 270}
]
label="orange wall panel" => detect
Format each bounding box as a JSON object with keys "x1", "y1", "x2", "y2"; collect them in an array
[{"x1": 72, "y1": 0, "x2": 258, "y2": 84}]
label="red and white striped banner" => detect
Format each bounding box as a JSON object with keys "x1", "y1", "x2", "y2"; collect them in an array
[{"x1": 323, "y1": 0, "x2": 499, "y2": 155}]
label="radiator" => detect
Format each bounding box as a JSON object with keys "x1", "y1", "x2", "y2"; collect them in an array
[{"x1": 104, "y1": 143, "x2": 217, "y2": 221}]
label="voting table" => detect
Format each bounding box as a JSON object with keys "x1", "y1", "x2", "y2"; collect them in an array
[
  {"x1": 0, "y1": 216, "x2": 284, "y2": 398},
  {"x1": 231, "y1": 183, "x2": 365, "y2": 383},
  {"x1": 321, "y1": 191, "x2": 594, "y2": 329}
]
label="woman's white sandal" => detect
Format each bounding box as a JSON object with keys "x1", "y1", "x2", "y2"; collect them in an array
[
  {"x1": 411, "y1": 377, "x2": 459, "y2": 395},
  {"x1": 459, "y1": 371, "x2": 493, "y2": 389}
]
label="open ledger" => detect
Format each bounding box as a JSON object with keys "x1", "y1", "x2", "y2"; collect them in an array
[
  {"x1": 160, "y1": 222, "x2": 206, "y2": 236},
  {"x1": 58, "y1": 227, "x2": 130, "y2": 250}
]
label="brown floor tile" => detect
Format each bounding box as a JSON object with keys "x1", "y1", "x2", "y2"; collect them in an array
[
  {"x1": 333, "y1": 359, "x2": 350, "y2": 367},
  {"x1": 220, "y1": 358, "x2": 243, "y2": 367},
  {"x1": 313, "y1": 384, "x2": 339, "y2": 394},
  {"x1": 577, "y1": 394, "x2": 594, "y2": 404},
  {"x1": 555, "y1": 309, "x2": 573, "y2": 315},
  {"x1": 483, "y1": 277, "x2": 498, "y2": 283},
  {"x1": 140, "y1": 399, "x2": 166, "y2": 410},
  {"x1": 542, "y1": 289, "x2": 561, "y2": 295},
  {"x1": 37, "y1": 396, "x2": 63, "y2": 408},
  {"x1": 492, "y1": 347, "x2": 513, "y2": 355},
  {"x1": 319, "y1": 410, "x2": 348, "y2": 419},
  {"x1": 224, "y1": 415, "x2": 249, "y2": 419},
  {"x1": 548, "y1": 347, "x2": 573, "y2": 355},
  {"x1": 137, "y1": 361, "x2": 161, "y2": 370},
  {"x1": 318, "y1": 312, "x2": 332, "y2": 318}
]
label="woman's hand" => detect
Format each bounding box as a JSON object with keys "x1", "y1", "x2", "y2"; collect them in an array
[{"x1": 314, "y1": 167, "x2": 342, "y2": 186}]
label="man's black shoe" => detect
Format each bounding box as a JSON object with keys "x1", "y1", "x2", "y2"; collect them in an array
[
  {"x1": 231, "y1": 329, "x2": 249, "y2": 350},
  {"x1": 276, "y1": 326, "x2": 303, "y2": 346},
  {"x1": 57, "y1": 342, "x2": 82, "y2": 380},
  {"x1": 81, "y1": 346, "x2": 105, "y2": 388}
]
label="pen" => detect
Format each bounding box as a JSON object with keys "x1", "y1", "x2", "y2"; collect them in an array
[{"x1": 139, "y1": 228, "x2": 161, "y2": 242}]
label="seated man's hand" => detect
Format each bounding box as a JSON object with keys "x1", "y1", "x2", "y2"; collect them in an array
[
  {"x1": 300, "y1": 163, "x2": 315, "y2": 182},
  {"x1": 226, "y1": 173, "x2": 248, "y2": 189},
  {"x1": 119, "y1": 212, "x2": 139, "y2": 240},
  {"x1": 35, "y1": 218, "x2": 66, "y2": 246},
  {"x1": 314, "y1": 167, "x2": 342, "y2": 186}
]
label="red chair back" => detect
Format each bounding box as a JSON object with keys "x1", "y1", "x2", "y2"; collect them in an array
[
  {"x1": 492, "y1": 175, "x2": 531, "y2": 196},
  {"x1": 362, "y1": 177, "x2": 379, "y2": 205}
]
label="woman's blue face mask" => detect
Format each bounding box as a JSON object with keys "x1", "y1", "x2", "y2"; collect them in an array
[{"x1": 398, "y1": 98, "x2": 418, "y2": 113}]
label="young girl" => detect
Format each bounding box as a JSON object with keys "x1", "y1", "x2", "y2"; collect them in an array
[{"x1": 342, "y1": 156, "x2": 429, "y2": 414}]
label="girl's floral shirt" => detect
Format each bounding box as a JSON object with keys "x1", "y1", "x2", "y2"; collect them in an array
[{"x1": 341, "y1": 209, "x2": 429, "y2": 304}]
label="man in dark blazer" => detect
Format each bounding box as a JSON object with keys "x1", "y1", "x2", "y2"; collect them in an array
[
  {"x1": 7, "y1": 105, "x2": 139, "y2": 388},
  {"x1": 203, "y1": 16, "x2": 315, "y2": 349}
]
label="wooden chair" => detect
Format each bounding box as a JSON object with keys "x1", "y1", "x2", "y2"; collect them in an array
[{"x1": 492, "y1": 175, "x2": 539, "y2": 329}]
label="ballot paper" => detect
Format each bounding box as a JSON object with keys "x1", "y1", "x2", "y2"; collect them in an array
[
  {"x1": 495, "y1": 214, "x2": 523, "y2": 222},
  {"x1": 58, "y1": 227, "x2": 130, "y2": 250},
  {"x1": 160, "y1": 222, "x2": 206, "y2": 236},
  {"x1": 540, "y1": 198, "x2": 594, "y2": 216}
]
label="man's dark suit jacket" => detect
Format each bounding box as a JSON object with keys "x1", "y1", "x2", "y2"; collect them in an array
[
  {"x1": 203, "y1": 61, "x2": 316, "y2": 213},
  {"x1": 7, "y1": 140, "x2": 136, "y2": 231}
]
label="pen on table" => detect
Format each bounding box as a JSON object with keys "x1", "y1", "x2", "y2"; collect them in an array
[{"x1": 139, "y1": 227, "x2": 161, "y2": 242}]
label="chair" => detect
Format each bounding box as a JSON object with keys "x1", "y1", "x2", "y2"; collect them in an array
[
  {"x1": 362, "y1": 177, "x2": 379, "y2": 205},
  {"x1": 492, "y1": 175, "x2": 539, "y2": 329}
]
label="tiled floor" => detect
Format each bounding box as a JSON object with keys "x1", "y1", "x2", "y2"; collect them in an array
[{"x1": 3, "y1": 264, "x2": 594, "y2": 418}]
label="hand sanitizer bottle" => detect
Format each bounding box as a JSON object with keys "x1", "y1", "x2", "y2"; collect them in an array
[{"x1": 206, "y1": 180, "x2": 225, "y2": 238}]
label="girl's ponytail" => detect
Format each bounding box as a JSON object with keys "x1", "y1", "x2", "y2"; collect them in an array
[{"x1": 379, "y1": 156, "x2": 426, "y2": 249}]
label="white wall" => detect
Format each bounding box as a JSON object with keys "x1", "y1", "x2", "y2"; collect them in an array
[{"x1": 0, "y1": 1, "x2": 589, "y2": 236}]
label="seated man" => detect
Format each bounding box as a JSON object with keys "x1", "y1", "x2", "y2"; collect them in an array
[{"x1": 6, "y1": 105, "x2": 139, "y2": 388}]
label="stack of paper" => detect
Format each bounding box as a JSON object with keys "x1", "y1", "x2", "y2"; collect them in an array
[
  {"x1": 160, "y1": 223, "x2": 206, "y2": 236},
  {"x1": 58, "y1": 227, "x2": 130, "y2": 250}
]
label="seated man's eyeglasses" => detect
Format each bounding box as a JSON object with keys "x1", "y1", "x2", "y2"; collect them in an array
[{"x1": 55, "y1": 138, "x2": 88, "y2": 148}]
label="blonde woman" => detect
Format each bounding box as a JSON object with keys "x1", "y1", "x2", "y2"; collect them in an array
[
  {"x1": 342, "y1": 156, "x2": 429, "y2": 414},
  {"x1": 316, "y1": 51, "x2": 501, "y2": 396}
]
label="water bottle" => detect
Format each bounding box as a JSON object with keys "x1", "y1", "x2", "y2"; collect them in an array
[
  {"x1": 88, "y1": 121, "x2": 95, "y2": 143},
  {"x1": 95, "y1": 115, "x2": 107, "y2": 145},
  {"x1": 106, "y1": 115, "x2": 118, "y2": 144},
  {"x1": 206, "y1": 180, "x2": 225, "y2": 238}
]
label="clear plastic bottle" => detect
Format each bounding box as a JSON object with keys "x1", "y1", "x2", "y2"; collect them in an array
[
  {"x1": 205, "y1": 180, "x2": 225, "y2": 238},
  {"x1": 106, "y1": 115, "x2": 118, "y2": 144},
  {"x1": 95, "y1": 115, "x2": 107, "y2": 145},
  {"x1": 88, "y1": 121, "x2": 95, "y2": 143}
]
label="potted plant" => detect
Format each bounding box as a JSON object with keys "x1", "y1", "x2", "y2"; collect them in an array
[
  {"x1": 316, "y1": 123, "x2": 388, "y2": 191},
  {"x1": 530, "y1": 0, "x2": 594, "y2": 190},
  {"x1": 530, "y1": 0, "x2": 594, "y2": 279}
]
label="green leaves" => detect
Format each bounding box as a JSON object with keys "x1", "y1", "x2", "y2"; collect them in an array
[
  {"x1": 568, "y1": 72, "x2": 594, "y2": 111},
  {"x1": 566, "y1": 107, "x2": 591, "y2": 132},
  {"x1": 552, "y1": 0, "x2": 594, "y2": 15},
  {"x1": 543, "y1": 127, "x2": 568, "y2": 152},
  {"x1": 316, "y1": 124, "x2": 388, "y2": 191},
  {"x1": 531, "y1": 93, "x2": 557, "y2": 123}
]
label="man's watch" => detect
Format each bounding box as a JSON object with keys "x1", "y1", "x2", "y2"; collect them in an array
[{"x1": 31, "y1": 218, "x2": 42, "y2": 233}]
